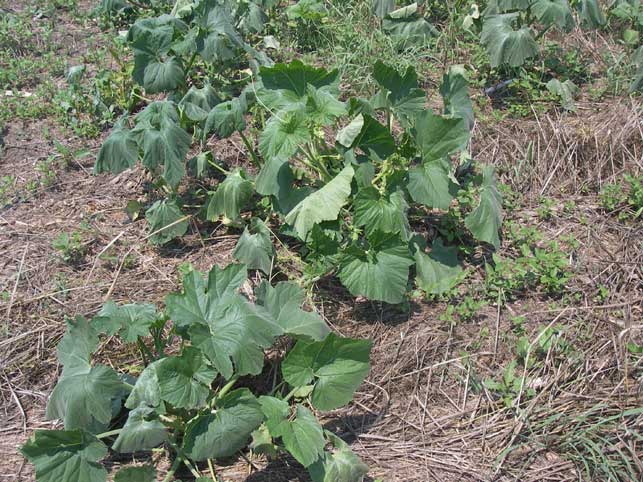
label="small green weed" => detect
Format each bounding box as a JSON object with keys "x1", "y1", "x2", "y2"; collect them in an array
[
  {"x1": 52, "y1": 231, "x2": 87, "y2": 264},
  {"x1": 599, "y1": 174, "x2": 643, "y2": 220}
]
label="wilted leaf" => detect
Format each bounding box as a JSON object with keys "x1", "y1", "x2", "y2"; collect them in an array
[
  {"x1": 112, "y1": 407, "x2": 167, "y2": 453},
  {"x1": 233, "y1": 218, "x2": 275, "y2": 274},
  {"x1": 207, "y1": 169, "x2": 254, "y2": 222},
  {"x1": 465, "y1": 166, "x2": 503, "y2": 248},
  {"x1": 145, "y1": 199, "x2": 188, "y2": 245},
  {"x1": 256, "y1": 281, "x2": 330, "y2": 340},
  {"x1": 285, "y1": 165, "x2": 354, "y2": 240},
  {"x1": 414, "y1": 238, "x2": 463, "y2": 295}
]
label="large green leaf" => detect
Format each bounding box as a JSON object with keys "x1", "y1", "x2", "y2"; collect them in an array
[
  {"x1": 578, "y1": 0, "x2": 606, "y2": 28},
  {"x1": 189, "y1": 296, "x2": 282, "y2": 379},
  {"x1": 165, "y1": 264, "x2": 248, "y2": 328},
  {"x1": 114, "y1": 466, "x2": 156, "y2": 482},
  {"x1": 413, "y1": 238, "x2": 463, "y2": 295},
  {"x1": 269, "y1": 404, "x2": 325, "y2": 467},
  {"x1": 481, "y1": 14, "x2": 539, "y2": 68},
  {"x1": 259, "y1": 108, "x2": 310, "y2": 160},
  {"x1": 285, "y1": 165, "x2": 354, "y2": 240},
  {"x1": 94, "y1": 123, "x2": 137, "y2": 175},
  {"x1": 232, "y1": 218, "x2": 275, "y2": 274},
  {"x1": 255, "y1": 155, "x2": 294, "y2": 197},
  {"x1": 133, "y1": 102, "x2": 191, "y2": 188},
  {"x1": 306, "y1": 85, "x2": 347, "y2": 126},
  {"x1": 260, "y1": 60, "x2": 339, "y2": 97},
  {"x1": 92, "y1": 301, "x2": 157, "y2": 343},
  {"x1": 309, "y1": 433, "x2": 369, "y2": 482},
  {"x1": 206, "y1": 169, "x2": 254, "y2": 222},
  {"x1": 46, "y1": 364, "x2": 123, "y2": 430},
  {"x1": 256, "y1": 281, "x2": 330, "y2": 340},
  {"x1": 154, "y1": 347, "x2": 217, "y2": 409},
  {"x1": 183, "y1": 388, "x2": 263, "y2": 461},
  {"x1": 20, "y1": 430, "x2": 108, "y2": 482},
  {"x1": 338, "y1": 241, "x2": 414, "y2": 304},
  {"x1": 282, "y1": 333, "x2": 372, "y2": 410},
  {"x1": 129, "y1": 16, "x2": 185, "y2": 94},
  {"x1": 56, "y1": 316, "x2": 99, "y2": 377},
  {"x1": 125, "y1": 359, "x2": 163, "y2": 409},
  {"x1": 465, "y1": 166, "x2": 503, "y2": 248},
  {"x1": 179, "y1": 84, "x2": 220, "y2": 122},
  {"x1": 372, "y1": 0, "x2": 395, "y2": 18},
  {"x1": 440, "y1": 66, "x2": 474, "y2": 130},
  {"x1": 353, "y1": 187, "x2": 410, "y2": 240},
  {"x1": 112, "y1": 406, "x2": 167, "y2": 453},
  {"x1": 383, "y1": 3, "x2": 438, "y2": 49},
  {"x1": 372, "y1": 61, "x2": 425, "y2": 127},
  {"x1": 337, "y1": 114, "x2": 396, "y2": 159},
  {"x1": 532, "y1": 0, "x2": 574, "y2": 30},
  {"x1": 407, "y1": 159, "x2": 456, "y2": 210},
  {"x1": 204, "y1": 97, "x2": 246, "y2": 139},
  {"x1": 145, "y1": 199, "x2": 188, "y2": 245},
  {"x1": 414, "y1": 110, "x2": 470, "y2": 162}
]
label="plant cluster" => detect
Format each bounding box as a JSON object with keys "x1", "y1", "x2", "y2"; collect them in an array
[
  {"x1": 20, "y1": 263, "x2": 372, "y2": 482},
  {"x1": 599, "y1": 173, "x2": 643, "y2": 220},
  {"x1": 98, "y1": 43, "x2": 505, "y2": 303}
]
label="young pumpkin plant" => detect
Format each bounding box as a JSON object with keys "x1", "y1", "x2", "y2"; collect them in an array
[
  {"x1": 20, "y1": 263, "x2": 371, "y2": 482},
  {"x1": 214, "y1": 59, "x2": 503, "y2": 304},
  {"x1": 94, "y1": 0, "x2": 275, "y2": 238},
  {"x1": 479, "y1": 0, "x2": 605, "y2": 68}
]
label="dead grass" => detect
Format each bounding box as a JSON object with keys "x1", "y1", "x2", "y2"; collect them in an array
[{"x1": 0, "y1": 2, "x2": 642, "y2": 482}]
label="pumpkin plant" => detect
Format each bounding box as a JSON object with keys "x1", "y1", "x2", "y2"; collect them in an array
[
  {"x1": 214, "y1": 59, "x2": 502, "y2": 304},
  {"x1": 479, "y1": 0, "x2": 605, "y2": 68},
  {"x1": 20, "y1": 263, "x2": 371, "y2": 482}
]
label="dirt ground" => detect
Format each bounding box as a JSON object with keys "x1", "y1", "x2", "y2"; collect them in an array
[{"x1": 0, "y1": 1, "x2": 641, "y2": 481}]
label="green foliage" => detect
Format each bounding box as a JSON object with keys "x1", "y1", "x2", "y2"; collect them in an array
[
  {"x1": 21, "y1": 263, "x2": 371, "y2": 482},
  {"x1": 478, "y1": 0, "x2": 603, "y2": 68},
  {"x1": 599, "y1": 174, "x2": 643, "y2": 220},
  {"x1": 93, "y1": 0, "x2": 504, "y2": 305},
  {"x1": 248, "y1": 60, "x2": 502, "y2": 303},
  {"x1": 52, "y1": 231, "x2": 87, "y2": 264},
  {"x1": 485, "y1": 233, "x2": 573, "y2": 302}
]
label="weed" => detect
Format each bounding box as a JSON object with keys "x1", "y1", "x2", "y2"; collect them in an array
[
  {"x1": 537, "y1": 197, "x2": 556, "y2": 221},
  {"x1": 456, "y1": 295, "x2": 487, "y2": 322},
  {"x1": 52, "y1": 231, "x2": 86, "y2": 264},
  {"x1": 600, "y1": 174, "x2": 643, "y2": 219},
  {"x1": 0, "y1": 175, "x2": 16, "y2": 207}
]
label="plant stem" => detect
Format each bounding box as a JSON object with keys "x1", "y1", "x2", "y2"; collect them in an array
[
  {"x1": 208, "y1": 459, "x2": 217, "y2": 479},
  {"x1": 162, "y1": 456, "x2": 182, "y2": 482},
  {"x1": 238, "y1": 130, "x2": 261, "y2": 167},
  {"x1": 185, "y1": 52, "x2": 198, "y2": 76},
  {"x1": 132, "y1": 91, "x2": 154, "y2": 103},
  {"x1": 283, "y1": 386, "x2": 299, "y2": 402},
  {"x1": 137, "y1": 338, "x2": 154, "y2": 364},
  {"x1": 217, "y1": 376, "x2": 239, "y2": 401},
  {"x1": 207, "y1": 158, "x2": 230, "y2": 175},
  {"x1": 96, "y1": 428, "x2": 122, "y2": 439}
]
